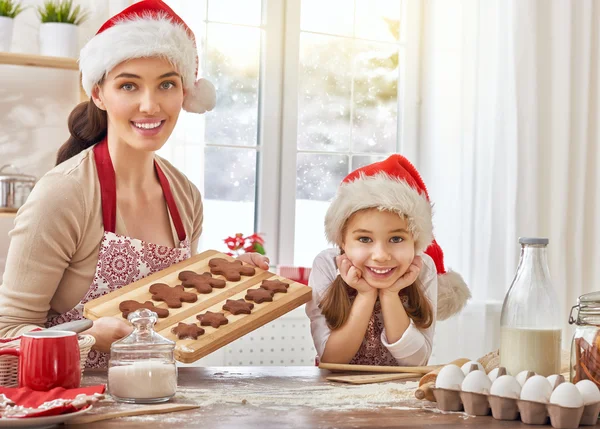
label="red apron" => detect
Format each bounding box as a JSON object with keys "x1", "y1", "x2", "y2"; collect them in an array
[{"x1": 45, "y1": 139, "x2": 191, "y2": 368}]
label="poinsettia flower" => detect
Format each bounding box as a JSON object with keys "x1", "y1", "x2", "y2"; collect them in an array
[{"x1": 224, "y1": 236, "x2": 240, "y2": 251}]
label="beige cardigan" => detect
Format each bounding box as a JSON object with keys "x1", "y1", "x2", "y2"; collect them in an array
[{"x1": 0, "y1": 146, "x2": 203, "y2": 337}]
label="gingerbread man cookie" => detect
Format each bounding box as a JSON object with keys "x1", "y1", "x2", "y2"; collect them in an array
[
  {"x1": 149, "y1": 283, "x2": 198, "y2": 308},
  {"x1": 119, "y1": 300, "x2": 169, "y2": 319},
  {"x1": 171, "y1": 322, "x2": 205, "y2": 340},
  {"x1": 178, "y1": 271, "x2": 226, "y2": 294},
  {"x1": 260, "y1": 279, "x2": 290, "y2": 294},
  {"x1": 222, "y1": 299, "x2": 254, "y2": 315},
  {"x1": 209, "y1": 258, "x2": 256, "y2": 282},
  {"x1": 245, "y1": 288, "x2": 274, "y2": 304},
  {"x1": 196, "y1": 311, "x2": 229, "y2": 328}
]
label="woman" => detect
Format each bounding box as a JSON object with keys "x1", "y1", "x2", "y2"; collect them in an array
[{"x1": 0, "y1": 0, "x2": 269, "y2": 367}]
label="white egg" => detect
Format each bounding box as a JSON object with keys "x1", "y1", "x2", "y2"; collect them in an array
[
  {"x1": 490, "y1": 375, "x2": 521, "y2": 399},
  {"x1": 546, "y1": 374, "x2": 564, "y2": 389},
  {"x1": 576, "y1": 380, "x2": 600, "y2": 405},
  {"x1": 520, "y1": 375, "x2": 553, "y2": 403},
  {"x1": 550, "y1": 382, "x2": 584, "y2": 408},
  {"x1": 488, "y1": 367, "x2": 510, "y2": 382},
  {"x1": 462, "y1": 370, "x2": 492, "y2": 394},
  {"x1": 516, "y1": 370, "x2": 535, "y2": 386},
  {"x1": 435, "y1": 364, "x2": 465, "y2": 390},
  {"x1": 461, "y1": 360, "x2": 484, "y2": 375}
]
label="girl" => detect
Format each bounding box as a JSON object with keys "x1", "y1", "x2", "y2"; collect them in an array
[
  {"x1": 306, "y1": 154, "x2": 471, "y2": 366},
  {"x1": 0, "y1": 0, "x2": 269, "y2": 367}
]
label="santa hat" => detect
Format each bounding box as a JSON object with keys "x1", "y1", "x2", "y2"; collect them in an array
[
  {"x1": 324, "y1": 154, "x2": 471, "y2": 320},
  {"x1": 79, "y1": 0, "x2": 216, "y2": 114}
]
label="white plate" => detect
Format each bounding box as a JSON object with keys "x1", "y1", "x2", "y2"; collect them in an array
[{"x1": 0, "y1": 405, "x2": 92, "y2": 428}]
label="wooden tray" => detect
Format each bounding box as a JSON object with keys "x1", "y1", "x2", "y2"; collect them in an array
[{"x1": 83, "y1": 250, "x2": 312, "y2": 363}]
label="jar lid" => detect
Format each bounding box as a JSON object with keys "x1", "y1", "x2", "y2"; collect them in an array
[
  {"x1": 569, "y1": 292, "x2": 600, "y2": 325},
  {"x1": 578, "y1": 292, "x2": 600, "y2": 312},
  {"x1": 0, "y1": 165, "x2": 36, "y2": 184},
  {"x1": 111, "y1": 308, "x2": 175, "y2": 350}
]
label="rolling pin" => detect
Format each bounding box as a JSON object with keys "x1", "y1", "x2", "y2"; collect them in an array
[
  {"x1": 318, "y1": 362, "x2": 441, "y2": 374},
  {"x1": 414, "y1": 357, "x2": 470, "y2": 401}
]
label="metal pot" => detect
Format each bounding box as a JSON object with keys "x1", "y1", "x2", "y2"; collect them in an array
[{"x1": 0, "y1": 164, "x2": 36, "y2": 212}]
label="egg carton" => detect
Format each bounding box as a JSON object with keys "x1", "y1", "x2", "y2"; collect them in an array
[{"x1": 432, "y1": 364, "x2": 600, "y2": 429}]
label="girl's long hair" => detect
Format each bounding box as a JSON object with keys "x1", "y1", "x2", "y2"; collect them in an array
[
  {"x1": 319, "y1": 250, "x2": 434, "y2": 330},
  {"x1": 56, "y1": 98, "x2": 107, "y2": 165}
]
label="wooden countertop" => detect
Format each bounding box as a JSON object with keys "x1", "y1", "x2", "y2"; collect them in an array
[{"x1": 79, "y1": 367, "x2": 531, "y2": 428}]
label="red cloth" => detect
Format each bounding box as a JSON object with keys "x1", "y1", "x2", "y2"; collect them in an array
[{"x1": 0, "y1": 385, "x2": 105, "y2": 418}]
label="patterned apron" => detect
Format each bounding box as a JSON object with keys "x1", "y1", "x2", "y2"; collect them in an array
[
  {"x1": 347, "y1": 287, "x2": 410, "y2": 366},
  {"x1": 45, "y1": 139, "x2": 191, "y2": 368}
]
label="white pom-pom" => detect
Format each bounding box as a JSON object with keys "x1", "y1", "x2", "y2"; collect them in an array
[
  {"x1": 183, "y1": 78, "x2": 216, "y2": 114},
  {"x1": 436, "y1": 270, "x2": 471, "y2": 320}
]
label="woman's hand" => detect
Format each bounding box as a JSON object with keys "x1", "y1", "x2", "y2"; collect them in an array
[
  {"x1": 236, "y1": 252, "x2": 270, "y2": 270},
  {"x1": 380, "y1": 255, "x2": 423, "y2": 296},
  {"x1": 82, "y1": 317, "x2": 133, "y2": 353},
  {"x1": 336, "y1": 254, "x2": 376, "y2": 297}
]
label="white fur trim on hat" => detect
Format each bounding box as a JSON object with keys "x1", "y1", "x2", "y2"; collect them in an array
[
  {"x1": 436, "y1": 270, "x2": 471, "y2": 320},
  {"x1": 324, "y1": 172, "x2": 434, "y2": 253},
  {"x1": 80, "y1": 13, "x2": 215, "y2": 114}
]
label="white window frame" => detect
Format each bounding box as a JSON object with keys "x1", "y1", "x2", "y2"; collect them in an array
[{"x1": 256, "y1": 0, "x2": 423, "y2": 266}]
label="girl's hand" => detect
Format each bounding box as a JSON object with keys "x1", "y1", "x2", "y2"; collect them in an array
[
  {"x1": 336, "y1": 254, "x2": 376, "y2": 296},
  {"x1": 82, "y1": 317, "x2": 133, "y2": 353},
  {"x1": 237, "y1": 252, "x2": 270, "y2": 270},
  {"x1": 380, "y1": 255, "x2": 423, "y2": 296}
]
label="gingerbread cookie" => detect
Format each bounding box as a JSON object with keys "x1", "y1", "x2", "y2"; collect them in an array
[
  {"x1": 149, "y1": 283, "x2": 198, "y2": 308},
  {"x1": 119, "y1": 300, "x2": 169, "y2": 319},
  {"x1": 178, "y1": 271, "x2": 226, "y2": 294},
  {"x1": 260, "y1": 279, "x2": 290, "y2": 294},
  {"x1": 196, "y1": 311, "x2": 229, "y2": 328},
  {"x1": 171, "y1": 322, "x2": 205, "y2": 340},
  {"x1": 222, "y1": 299, "x2": 254, "y2": 315},
  {"x1": 245, "y1": 287, "x2": 274, "y2": 304},
  {"x1": 209, "y1": 258, "x2": 256, "y2": 282}
]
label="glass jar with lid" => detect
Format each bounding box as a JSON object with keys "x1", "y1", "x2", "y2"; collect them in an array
[
  {"x1": 569, "y1": 292, "x2": 600, "y2": 387},
  {"x1": 107, "y1": 308, "x2": 177, "y2": 403}
]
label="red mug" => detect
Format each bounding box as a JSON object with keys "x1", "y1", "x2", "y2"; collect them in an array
[{"x1": 0, "y1": 330, "x2": 80, "y2": 391}]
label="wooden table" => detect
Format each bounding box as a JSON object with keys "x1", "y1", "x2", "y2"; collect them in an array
[{"x1": 80, "y1": 367, "x2": 531, "y2": 428}]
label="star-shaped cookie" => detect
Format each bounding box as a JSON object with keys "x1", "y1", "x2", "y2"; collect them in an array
[
  {"x1": 222, "y1": 299, "x2": 254, "y2": 315},
  {"x1": 245, "y1": 288, "x2": 275, "y2": 304},
  {"x1": 196, "y1": 311, "x2": 229, "y2": 328},
  {"x1": 171, "y1": 322, "x2": 205, "y2": 340},
  {"x1": 260, "y1": 279, "x2": 290, "y2": 294}
]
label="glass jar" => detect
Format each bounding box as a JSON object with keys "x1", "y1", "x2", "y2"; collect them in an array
[
  {"x1": 569, "y1": 292, "x2": 600, "y2": 387},
  {"x1": 499, "y1": 237, "x2": 562, "y2": 376},
  {"x1": 107, "y1": 309, "x2": 177, "y2": 403}
]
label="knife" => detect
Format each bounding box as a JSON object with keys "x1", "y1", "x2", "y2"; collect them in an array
[{"x1": 46, "y1": 319, "x2": 93, "y2": 334}]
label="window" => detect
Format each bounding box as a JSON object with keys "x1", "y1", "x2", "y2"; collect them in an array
[
  {"x1": 161, "y1": 0, "x2": 420, "y2": 266},
  {"x1": 160, "y1": 0, "x2": 264, "y2": 254}
]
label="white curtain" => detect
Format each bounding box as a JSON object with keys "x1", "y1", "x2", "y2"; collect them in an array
[{"x1": 419, "y1": 0, "x2": 600, "y2": 364}]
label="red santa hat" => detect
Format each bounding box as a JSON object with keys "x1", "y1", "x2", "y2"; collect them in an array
[
  {"x1": 324, "y1": 154, "x2": 471, "y2": 320},
  {"x1": 79, "y1": 0, "x2": 216, "y2": 114}
]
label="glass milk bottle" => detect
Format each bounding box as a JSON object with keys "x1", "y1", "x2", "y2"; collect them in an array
[
  {"x1": 108, "y1": 309, "x2": 177, "y2": 403},
  {"x1": 499, "y1": 237, "x2": 562, "y2": 376}
]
